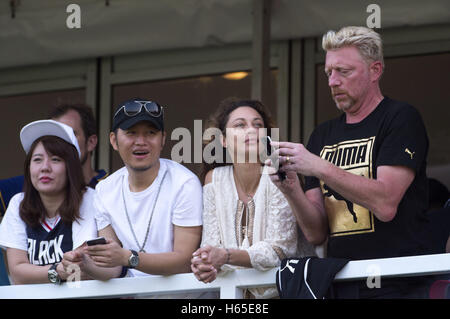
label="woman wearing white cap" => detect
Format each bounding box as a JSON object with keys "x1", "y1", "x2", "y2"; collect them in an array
[{"x1": 0, "y1": 120, "x2": 122, "y2": 284}]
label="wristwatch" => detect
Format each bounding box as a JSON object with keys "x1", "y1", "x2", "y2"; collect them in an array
[
  {"x1": 48, "y1": 263, "x2": 62, "y2": 285},
  {"x1": 128, "y1": 250, "x2": 139, "y2": 269}
]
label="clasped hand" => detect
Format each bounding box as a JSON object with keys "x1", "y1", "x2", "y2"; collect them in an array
[
  {"x1": 59, "y1": 243, "x2": 92, "y2": 281},
  {"x1": 84, "y1": 238, "x2": 126, "y2": 268},
  {"x1": 191, "y1": 245, "x2": 227, "y2": 284},
  {"x1": 60, "y1": 237, "x2": 125, "y2": 281}
]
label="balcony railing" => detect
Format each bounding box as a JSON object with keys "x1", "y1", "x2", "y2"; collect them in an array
[{"x1": 0, "y1": 253, "x2": 449, "y2": 299}]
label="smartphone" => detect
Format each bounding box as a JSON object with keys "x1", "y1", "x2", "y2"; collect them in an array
[
  {"x1": 86, "y1": 237, "x2": 107, "y2": 246},
  {"x1": 265, "y1": 136, "x2": 286, "y2": 181}
]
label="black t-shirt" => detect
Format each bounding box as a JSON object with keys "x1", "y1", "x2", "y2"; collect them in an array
[
  {"x1": 304, "y1": 97, "x2": 431, "y2": 260},
  {"x1": 426, "y1": 206, "x2": 450, "y2": 254},
  {"x1": 26, "y1": 221, "x2": 73, "y2": 266}
]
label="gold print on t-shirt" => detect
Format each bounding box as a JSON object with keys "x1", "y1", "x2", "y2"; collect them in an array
[
  {"x1": 320, "y1": 137, "x2": 376, "y2": 237},
  {"x1": 405, "y1": 148, "x2": 415, "y2": 160}
]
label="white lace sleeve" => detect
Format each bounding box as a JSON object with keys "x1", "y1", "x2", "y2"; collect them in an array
[
  {"x1": 201, "y1": 183, "x2": 236, "y2": 275},
  {"x1": 201, "y1": 183, "x2": 222, "y2": 248},
  {"x1": 247, "y1": 187, "x2": 299, "y2": 271}
]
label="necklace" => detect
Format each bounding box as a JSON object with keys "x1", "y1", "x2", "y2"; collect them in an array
[
  {"x1": 234, "y1": 172, "x2": 259, "y2": 202},
  {"x1": 122, "y1": 170, "x2": 167, "y2": 253}
]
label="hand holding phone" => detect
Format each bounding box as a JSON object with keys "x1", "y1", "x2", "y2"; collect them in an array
[
  {"x1": 264, "y1": 136, "x2": 286, "y2": 181},
  {"x1": 86, "y1": 237, "x2": 107, "y2": 246}
]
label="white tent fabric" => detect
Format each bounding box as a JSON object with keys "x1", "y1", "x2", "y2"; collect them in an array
[{"x1": 1, "y1": 0, "x2": 449, "y2": 69}]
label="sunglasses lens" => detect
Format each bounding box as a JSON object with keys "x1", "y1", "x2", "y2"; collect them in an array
[
  {"x1": 123, "y1": 102, "x2": 142, "y2": 116},
  {"x1": 144, "y1": 102, "x2": 161, "y2": 116}
]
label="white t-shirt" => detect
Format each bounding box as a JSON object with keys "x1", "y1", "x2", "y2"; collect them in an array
[
  {"x1": 0, "y1": 187, "x2": 98, "y2": 257},
  {"x1": 94, "y1": 159, "x2": 203, "y2": 277}
]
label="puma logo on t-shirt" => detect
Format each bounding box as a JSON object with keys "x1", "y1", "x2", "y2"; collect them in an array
[{"x1": 405, "y1": 148, "x2": 415, "y2": 159}]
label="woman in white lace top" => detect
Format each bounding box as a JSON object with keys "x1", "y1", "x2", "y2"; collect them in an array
[{"x1": 191, "y1": 98, "x2": 314, "y2": 298}]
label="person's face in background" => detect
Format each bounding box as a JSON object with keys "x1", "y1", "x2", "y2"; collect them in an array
[
  {"x1": 53, "y1": 109, "x2": 95, "y2": 166},
  {"x1": 29, "y1": 141, "x2": 67, "y2": 198},
  {"x1": 222, "y1": 106, "x2": 265, "y2": 164}
]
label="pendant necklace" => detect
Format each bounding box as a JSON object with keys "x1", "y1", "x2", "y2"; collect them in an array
[{"x1": 122, "y1": 170, "x2": 167, "y2": 253}]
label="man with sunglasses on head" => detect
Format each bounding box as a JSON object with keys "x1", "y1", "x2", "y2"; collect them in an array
[{"x1": 86, "y1": 99, "x2": 204, "y2": 297}]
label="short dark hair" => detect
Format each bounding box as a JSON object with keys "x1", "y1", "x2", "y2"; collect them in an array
[
  {"x1": 48, "y1": 104, "x2": 97, "y2": 139},
  {"x1": 20, "y1": 136, "x2": 86, "y2": 228}
]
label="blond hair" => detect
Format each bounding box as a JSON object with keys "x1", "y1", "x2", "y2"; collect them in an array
[{"x1": 322, "y1": 26, "x2": 384, "y2": 68}]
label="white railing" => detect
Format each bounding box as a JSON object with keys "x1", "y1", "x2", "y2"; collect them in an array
[{"x1": 0, "y1": 253, "x2": 449, "y2": 299}]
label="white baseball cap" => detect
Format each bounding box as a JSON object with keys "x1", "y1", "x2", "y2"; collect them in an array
[{"x1": 20, "y1": 119, "x2": 81, "y2": 157}]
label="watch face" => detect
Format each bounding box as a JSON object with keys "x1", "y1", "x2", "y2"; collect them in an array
[
  {"x1": 129, "y1": 255, "x2": 139, "y2": 268},
  {"x1": 129, "y1": 251, "x2": 139, "y2": 268},
  {"x1": 48, "y1": 269, "x2": 60, "y2": 284}
]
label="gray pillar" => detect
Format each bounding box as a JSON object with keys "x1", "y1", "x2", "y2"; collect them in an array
[
  {"x1": 251, "y1": 0, "x2": 271, "y2": 106},
  {"x1": 98, "y1": 57, "x2": 112, "y2": 173}
]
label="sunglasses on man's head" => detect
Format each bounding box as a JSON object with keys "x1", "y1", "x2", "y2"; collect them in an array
[{"x1": 114, "y1": 100, "x2": 163, "y2": 118}]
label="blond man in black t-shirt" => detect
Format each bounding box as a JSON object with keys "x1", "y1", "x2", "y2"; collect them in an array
[{"x1": 267, "y1": 26, "x2": 433, "y2": 298}]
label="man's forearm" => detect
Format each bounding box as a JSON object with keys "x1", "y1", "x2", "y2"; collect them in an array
[
  {"x1": 315, "y1": 160, "x2": 397, "y2": 222},
  {"x1": 136, "y1": 251, "x2": 192, "y2": 275},
  {"x1": 283, "y1": 187, "x2": 328, "y2": 245}
]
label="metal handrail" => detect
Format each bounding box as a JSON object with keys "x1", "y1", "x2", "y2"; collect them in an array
[{"x1": 0, "y1": 253, "x2": 449, "y2": 299}]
